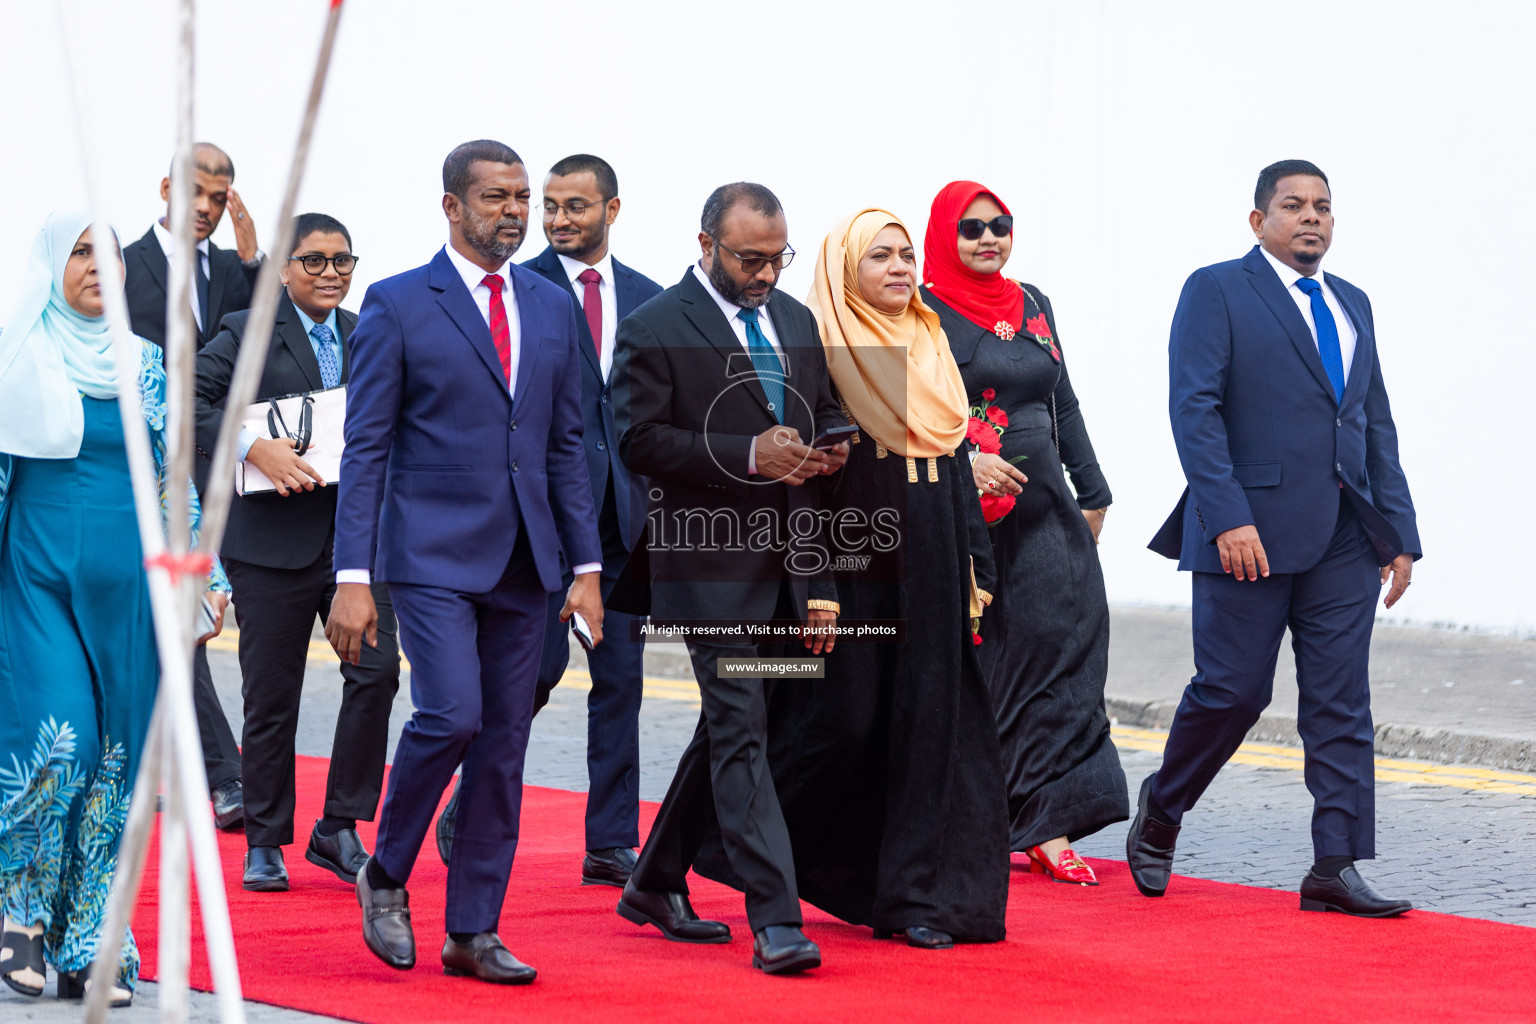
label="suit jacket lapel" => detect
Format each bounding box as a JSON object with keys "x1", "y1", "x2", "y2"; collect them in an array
[
  {"x1": 1331, "y1": 283, "x2": 1371, "y2": 407},
  {"x1": 1243, "y1": 247, "x2": 1335, "y2": 400},
  {"x1": 534, "y1": 247, "x2": 603, "y2": 382},
  {"x1": 337, "y1": 309, "x2": 357, "y2": 383},
  {"x1": 138, "y1": 228, "x2": 168, "y2": 294},
  {"x1": 678, "y1": 269, "x2": 776, "y2": 419},
  {"x1": 274, "y1": 295, "x2": 325, "y2": 392},
  {"x1": 204, "y1": 242, "x2": 228, "y2": 341},
  {"x1": 613, "y1": 259, "x2": 644, "y2": 320},
  {"x1": 429, "y1": 249, "x2": 511, "y2": 397},
  {"x1": 509, "y1": 265, "x2": 541, "y2": 417}
]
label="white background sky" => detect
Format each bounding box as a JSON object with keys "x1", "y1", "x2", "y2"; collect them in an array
[{"x1": 3, "y1": 1, "x2": 1532, "y2": 633}]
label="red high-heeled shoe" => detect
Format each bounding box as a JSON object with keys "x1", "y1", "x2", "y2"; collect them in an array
[{"x1": 1026, "y1": 846, "x2": 1099, "y2": 886}]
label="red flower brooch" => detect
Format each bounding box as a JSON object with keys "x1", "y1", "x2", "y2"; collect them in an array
[
  {"x1": 1024, "y1": 312, "x2": 1061, "y2": 363},
  {"x1": 969, "y1": 387, "x2": 1028, "y2": 524}
]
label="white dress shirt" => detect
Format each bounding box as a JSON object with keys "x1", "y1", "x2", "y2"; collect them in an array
[
  {"x1": 691, "y1": 262, "x2": 787, "y2": 475},
  {"x1": 557, "y1": 251, "x2": 618, "y2": 382},
  {"x1": 1259, "y1": 245, "x2": 1357, "y2": 385},
  {"x1": 152, "y1": 219, "x2": 211, "y2": 331}
]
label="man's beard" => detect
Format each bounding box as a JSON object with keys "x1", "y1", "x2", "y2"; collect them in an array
[
  {"x1": 550, "y1": 221, "x2": 603, "y2": 261},
  {"x1": 708, "y1": 256, "x2": 771, "y2": 309},
  {"x1": 462, "y1": 206, "x2": 525, "y2": 265}
]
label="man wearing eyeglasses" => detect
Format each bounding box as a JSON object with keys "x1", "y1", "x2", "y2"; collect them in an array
[
  {"x1": 609, "y1": 182, "x2": 848, "y2": 975},
  {"x1": 193, "y1": 213, "x2": 401, "y2": 895},
  {"x1": 437, "y1": 155, "x2": 662, "y2": 885}
]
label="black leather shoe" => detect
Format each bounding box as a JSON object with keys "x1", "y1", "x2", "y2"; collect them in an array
[
  {"x1": 242, "y1": 846, "x2": 289, "y2": 892},
  {"x1": 357, "y1": 859, "x2": 415, "y2": 969},
  {"x1": 211, "y1": 779, "x2": 244, "y2": 832},
  {"x1": 1127, "y1": 774, "x2": 1180, "y2": 897},
  {"x1": 582, "y1": 847, "x2": 638, "y2": 887},
  {"x1": 306, "y1": 821, "x2": 371, "y2": 883},
  {"x1": 1299, "y1": 865, "x2": 1413, "y2": 918},
  {"x1": 435, "y1": 782, "x2": 459, "y2": 866},
  {"x1": 441, "y1": 932, "x2": 536, "y2": 985},
  {"x1": 874, "y1": 926, "x2": 954, "y2": 949},
  {"x1": 752, "y1": 926, "x2": 820, "y2": 975},
  {"x1": 615, "y1": 880, "x2": 731, "y2": 943}
]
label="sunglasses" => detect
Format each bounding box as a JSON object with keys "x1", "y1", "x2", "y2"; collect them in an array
[{"x1": 956, "y1": 216, "x2": 1013, "y2": 241}]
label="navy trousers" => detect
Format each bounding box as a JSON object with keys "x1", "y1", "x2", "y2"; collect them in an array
[
  {"x1": 535, "y1": 580, "x2": 644, "y2": 851},
  {"x1": 1151, "y1": 495, "x2": 1381, "y2": 860},
  {"x1": 373, "y1": 536, "x2": 547, "y2": 934}
]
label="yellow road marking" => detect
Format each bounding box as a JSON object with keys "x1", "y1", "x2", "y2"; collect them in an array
[
  {"x1": 209, "y1": 630, "x2": 1531, "y2": 794},
  {"x1": 1112, "y1": 724, "x2": 1536, "y2": 795}
]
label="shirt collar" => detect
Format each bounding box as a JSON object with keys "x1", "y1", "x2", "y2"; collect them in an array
[
  {"x1": 443, "y1": 242, "x2": 511, "y2": 296},
  {"x1": 291, "y1": 300, "x2": 340, "y2": 339},
  {"x1": 153, "y1": 218, "x2": 210, "y2": 259},
  {"x1": 692, "y1": 261, "x2": 769, "y2": 324},
  {"x1": 556, "y1": 250, "x2": 615, "y2": 291},
  {"x1": 1258, "y1": 243, "x2": 1327, "y2": 291}
]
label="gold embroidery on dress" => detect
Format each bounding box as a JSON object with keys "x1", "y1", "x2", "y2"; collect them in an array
[
  {"x1": 875, "y1": 439, "x2": 888, "y2": 459},
  {"x1": 905, "y1": 456, "x2": 918, "y2": 483},
  {"x1": 837, "y1": 396, "x2": 862, "y2": 445}
]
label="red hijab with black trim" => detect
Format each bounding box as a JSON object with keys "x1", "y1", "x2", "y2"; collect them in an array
[{"x1": 921, "y1": 180, "x2": 1026, "y2": 338}]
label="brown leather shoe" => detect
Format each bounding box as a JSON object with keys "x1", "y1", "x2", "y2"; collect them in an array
[
  {"x1": 441, "y1": 932, "x2": 536, "y2": 985},
  {"x1": 356, "y1": 859, "x2": 414, "y2": 970}
]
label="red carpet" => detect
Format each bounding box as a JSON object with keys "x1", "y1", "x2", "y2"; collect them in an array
[{"x1": 134, "y1": 756, "x2": 1536, "y2": 1023}]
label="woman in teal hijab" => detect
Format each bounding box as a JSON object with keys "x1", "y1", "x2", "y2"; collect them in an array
[{"x1": 0, "y1": 209, "x2": 229, "y2": 1008}]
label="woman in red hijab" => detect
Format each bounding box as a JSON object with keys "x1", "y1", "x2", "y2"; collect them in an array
[{"x1": 922, "y1": 181, "x2": 1127, "y2": 886}]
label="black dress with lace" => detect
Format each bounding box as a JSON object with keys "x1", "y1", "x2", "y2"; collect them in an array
[{"x1": 923, "y1": 283, "x2": 1128, "y2": 851}]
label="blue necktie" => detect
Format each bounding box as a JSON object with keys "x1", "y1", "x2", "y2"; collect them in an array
[
  {"x1": 312, "y1": 323, "x2": 340, "y2": 389},
  {"x1": 738, "y1": 308, "x2": 783, "y2": 424},
  {"x1": 1295, "y1": 277, "x2": 1345, "y2": 404}
]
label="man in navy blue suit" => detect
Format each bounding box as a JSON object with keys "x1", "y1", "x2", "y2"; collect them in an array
[
  {"x1": 326, "y1": 139, "x2": 605, "y2": 983},
  {"x1": 432, "y1": 154, "x2": 664, "y2": 885},
  {"x1": 1134, "y1": 160, "x2": 1420, "y2": 918}
]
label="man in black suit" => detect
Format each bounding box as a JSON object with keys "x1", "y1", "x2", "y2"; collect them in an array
[
  {"x1": 193, "y1": 214, "x2": 401, "y2": 892},
  {"x1": 610, "y1": 183, "x2": 848, "y2": 975},
  {"x1": 124, "y1": 141, "x2": 260, "y2": 829}
]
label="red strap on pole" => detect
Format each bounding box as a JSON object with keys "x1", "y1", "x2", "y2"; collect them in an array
[{"x1": 145, "y1": 551, "x2": 214, "y2": 581}]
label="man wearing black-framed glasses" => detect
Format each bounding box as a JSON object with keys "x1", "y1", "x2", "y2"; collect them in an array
[
  {"x1": 193, "y1": 212, "x2": 401, "y2": 896},
  {"x1": 609, "y1": 182, "x2": 848, "y2": 976}
]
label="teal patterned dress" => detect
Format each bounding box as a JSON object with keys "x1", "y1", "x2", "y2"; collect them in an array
[{"x1": 0, "y1": 338, "x2": 228, "y2": 989}]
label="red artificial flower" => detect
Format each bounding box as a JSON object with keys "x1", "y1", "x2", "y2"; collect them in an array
[
  {"x1": 979, "y1": 489, "x2": 1016, "y2": 524},
  {"x1": 972, "y1": 632, "x2": 984, "y2": 646},
  {"x1": 985, "y1": 406, "x2": 1008, "y2": 427},
  {"x1": 967, "y1": 416, "x2": 1001, "y2": 454},
  {"x1": 1025, "y1": 313, "x2": 1051, "y2": 338},
  {"x1": 981, "y1": 387, "x2": 996, "y2": 401}
]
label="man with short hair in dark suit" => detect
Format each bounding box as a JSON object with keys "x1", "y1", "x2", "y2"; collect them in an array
[
  {"x1": 124, "y1": 141, "x2": 260, "y2": 830},
  {"x1": 1135, "y1": 160, "x2": 1420, "y2": 917},
  {"x1": 327, "y1": 139, "x2": 605, "y2": 984},
  {"x1": 194, "y1": 213, "x2": 401, "y2": 894},
  {"x1": 609, "y1": 183, "x2": 848, "y2": 975}
]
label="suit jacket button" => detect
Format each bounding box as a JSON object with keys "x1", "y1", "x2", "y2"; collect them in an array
[
  {"x1": 1335, "y1": 462, "x2": 1343, "y2": 472},
  {"x1": 512, "y1": 462, "x2": 519, "y2": 473},
  {"x1": 1336, "y1": 418, "x2": 1342, "y2": 428},
  {"x1": 510, "y1": 421, "x2": 518, "y2": 431},
  {"x1": 601, "y1": 395, "x2": 608, "y2": 405},
  {"x1": 596, "y1": 442, "x2": 606, "y2": 451}
]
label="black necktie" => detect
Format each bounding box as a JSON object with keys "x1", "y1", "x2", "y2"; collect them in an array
[{"x1": 195, "y1": 250, "x2": 210, "y2": 336}]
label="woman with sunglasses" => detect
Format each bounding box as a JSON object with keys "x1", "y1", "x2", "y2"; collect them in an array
[
  {"x1": 921, "y1": 181, "x2": 1127, "y2": 886},
  {"x1": 0, "y1": 209, "x2": 229, "y2": 1008}
]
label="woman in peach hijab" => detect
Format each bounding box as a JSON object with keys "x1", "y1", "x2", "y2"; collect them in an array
[{"x1": 716, "y1": 210, "x2": 1009, "y2": 949}]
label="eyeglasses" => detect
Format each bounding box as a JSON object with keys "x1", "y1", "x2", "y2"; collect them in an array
[
  {"x1": 543, "y1": 198, "x2": 608, "y2": 219},
  {"x1": 712, "y1": 238, "x2": 795, "y2": 274},
  {"x1": 956, "y1": 216, "x2": 1013, "y2": 241},
  {"x1": 288, "y1": 254, "x2": 359, "y2": 275}
]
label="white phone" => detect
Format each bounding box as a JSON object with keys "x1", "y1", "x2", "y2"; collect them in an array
[{"x1": 571, "y1": 611, "x2": 596, "y2": 651}]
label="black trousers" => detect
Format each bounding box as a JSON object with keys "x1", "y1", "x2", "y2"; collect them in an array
[
  {"x1": 194, "y1": 643, "x2": 242, "y2": 790},
  {"x1": 631, "y1": 587, "x2": 801, "y2": 931},
  {"x1": 1151, "y1": 494, "x2": 1381, "y2": 860},
  {"x1": 225, "y1": 544, "x2": 400, "y2": 848}
]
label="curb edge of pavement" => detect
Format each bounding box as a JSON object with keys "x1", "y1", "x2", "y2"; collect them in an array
[{"x1": 1105, "y1": 696, "x2": 1536, "y2": 773}]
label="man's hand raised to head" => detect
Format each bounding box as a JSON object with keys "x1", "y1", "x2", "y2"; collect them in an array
[
  {"x1": 1216, "y1": 525, "x2": 1270, "y2": 581},
  {"x1": 753, "y1": 426, "x2": 830, "y2": 486}
]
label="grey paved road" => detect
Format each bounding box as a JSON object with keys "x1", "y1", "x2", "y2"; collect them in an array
[{"x1": 5, "y1": 608, "x2": 1532, "y2": 1021}]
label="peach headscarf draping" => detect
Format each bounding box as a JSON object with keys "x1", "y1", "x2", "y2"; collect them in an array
[{"x1": 807, "y1": 209, "x2": 968, "y2": 458}]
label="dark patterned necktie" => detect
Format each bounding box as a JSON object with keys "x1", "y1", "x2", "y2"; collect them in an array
[
  {"x1": 577, "y1": 268, "x2": 603, "y2": 357},
  {"x1": 738, "y1": 307, "x2": 783, "y2": 423},
  {"x1": 312, "y1": 323, "x2": 340, "y2": 389}
]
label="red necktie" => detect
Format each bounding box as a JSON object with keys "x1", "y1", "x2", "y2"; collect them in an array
[
  {"x1": 577, "y1": 268, "x2": 603, "y2": 357},
  {"x1": 482, "y1": 273, "x2": 511, "y2": 384}
]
